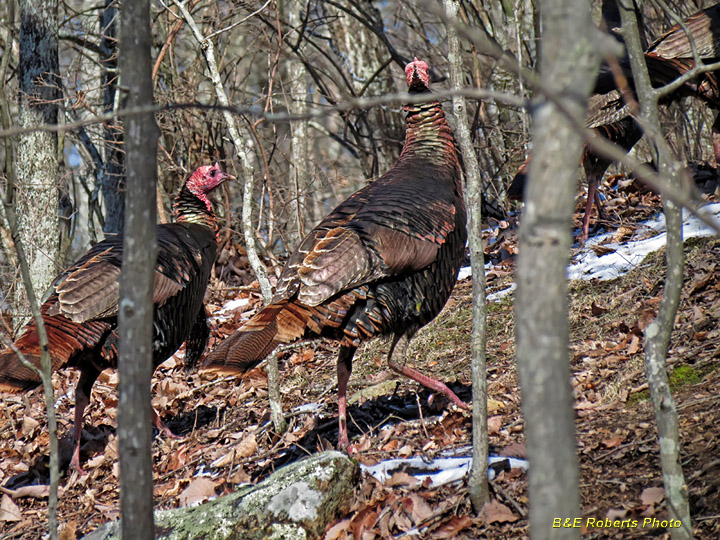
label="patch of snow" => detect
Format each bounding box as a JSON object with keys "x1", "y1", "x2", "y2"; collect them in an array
[
  {"x1": 54, "y1": 389, "x2": 73, "y2": 409},
  {"x1": 569, "y1": 203, "x2": 720, "y2": 281},
  {"x1": 457, "y1": 266, "x2": 472, "y2": 281},
  {"x1": 219, "y1": 297, "x2": 250, "y2": 314},
  {"x1": 361, "y1": 455, "x2": 528, "y2": 487},
  {"x1": 459, "y1": 203, "x2": 720, "y2": 285},
  {"x1": 487, "y1": 284, "x2": 515, "y2": 302},
  {"x1": 293, "y1": 403, "x2": 322, "y2": 414}
]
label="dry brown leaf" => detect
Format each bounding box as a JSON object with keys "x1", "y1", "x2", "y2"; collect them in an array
[
  {"x1": 627, "y1": 335, "x2": 641, "y2": 355},
  {"x1": 235, "y1": 432, "x2": 258, "y2": 459},
  {"x1": 0, "y1": 494, "x2": 21, "y2": 522},
  {"x1": 606, "y1": 508, "x2": 628, "y2": 520},
  {"x1": 21, "y1": 416, "x2": 40, "y2": 437},
  {"x1": 498, "y1": 442, "x2": 527, "y2": 459},
  {"x1": 5, "y1": 485, "x2": 52, "y2": 499},
  {"x1": 179, "y1": 477, "x2": 218, "y2": 507},
  {"x1": 481, "y1": 499, "x2": 518, "y2": 524},
  {"x1": 397, "y1": 445, "x2": 412, "y2": 457},
  {"x1": 592, "y1": 245, "x2": 616, "y2": 256},
  {"x1": 602, "y1": 435, "x2": 623, "y2": 449},
  {"x1": 386, "y1": 472, "x2": 419, "y2": 487},
  {"x1": 351, "y1": 507, "x2": 379, "y2": 540},
  {"x1": 487, "y1": 416, "x2": 503, "y2": 435},
  {"x1": 59, "y1": 519, "x2": 77, "y2": 540},
  {"x1": 381, "y1": 439, "x2": 398, "y2": 452},
  {"x1": 432, "y1": 515, "x2": 473, "y2": 538},
  {"x1": 164, "y1": 444, "x2": 188, "y2": 473},
  {"x1": 636, "y1": 309, "x2": 656, "y2": 332},
  {"x1": 85, "y1": 454, "x2": 106, "y2": 469},
  {"x1": 324, "y1": 518, "x2": 351, "y2": 540},
  {"x1": 227, "y1": 466, "x2": 251, "y2": 485},
  {"x1": 640, "y1": 486, "x2": 665, "y2": 506},
  {"x1": 406, "y1": 493, "x2": 433, "y2": 523},
  {"x1": 612, "y1": 225, "x2": 634, "y2": 242}
]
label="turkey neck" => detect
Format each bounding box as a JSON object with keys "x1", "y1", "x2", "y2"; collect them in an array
[
  {"x1": 172, "y1": 184, "x2": 219, "y2": 233},
  {"x1": 398, "y1": 97, "x2": 460, "y2": 180}
]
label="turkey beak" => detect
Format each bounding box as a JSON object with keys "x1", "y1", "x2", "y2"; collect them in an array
[{"x1": 213, "y1": 162, "x2": 236, "y2": 183}]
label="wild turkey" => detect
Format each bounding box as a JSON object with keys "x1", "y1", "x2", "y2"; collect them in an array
[
  {"x1": 510, "y1": 2, "x2": 720, "y2": 243},
  {"x1": 0, "y1": 163, "x2": 233, "y2": 470},
  {"x1": 202, "y1": 58, "x2": 469, "y2": 449},
  {"x1": 645, "y1": 2, "x2": 720, "y2": 165},
  {"x1": 509, "y1": 102, "x2": 643, "y2": 244}
]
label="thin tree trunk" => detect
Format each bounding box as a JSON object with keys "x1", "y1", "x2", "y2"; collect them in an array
[
  {"x1": 171, "y1": 0, "x2": 273, "y2": 303},
  {"x1": 617, "y1": 2, "x2": 692, "y2": 537},
  {"x1": 515, "y1": 0, "x2": 600, "y2": 537},
  {"x1": 15, "y1": 0, "x2": 60, "y2": 326},
  {"x1": 101, "y1": 0, "x2": 124, "y2": 235},
  {"x1": 442, "y1": 0, "x2": 489, "y2": 513},
  {"x1": 286, "y1": 0, "x2": 310, "y2": 247},
  {"x1": 117, "y1": 0, "x2": 159, "y2": 537}
]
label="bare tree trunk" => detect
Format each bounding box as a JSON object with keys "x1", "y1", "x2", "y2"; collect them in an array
[
  {"x1": 2, "y1": 190, "x2": 60, "y2": 540},
  {"x1": 443, "y1": 0, "x2": 489, "y2": 513},
  {"x1": 617, "y1": 2, "x2": 692, "y2": 537},
  {"x1": 171, "y1": 0, "x2": 273, "y2": 303},
  {"x1": 117, "y1": 0, "x2": 159, "y2": 537},
  {"x1": 101, "y1": 0, "x2": 124, "y2": 235},
  {"x1": 515, "y1": 0, "x2": 600, "y2": 537},
  {"x1": 0, "y1": 4, "x2": 20, "y2": 274},
  {"x1": 285, "y1": 1, "x2": 310, "y2": 247},
  {"x1": 324, "y1": 1, "x2": 404, "y2": 176},
  {"x1": 15, "y1": 0, "x2": 60, "y2": 325}
]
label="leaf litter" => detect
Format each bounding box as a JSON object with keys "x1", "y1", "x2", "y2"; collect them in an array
[{"x1": 2, "y1": 178, "x2": 720, "y2": 538}]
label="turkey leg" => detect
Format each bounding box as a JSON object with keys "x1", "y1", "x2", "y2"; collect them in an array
[
  {"x1": 336, "y1": 345, "x2": 356, "y2": 450},
  {"x1": 387, "y1": 334, "x2": 468, "y2": 410},
  {"x1": 70, "y1": 365, "x2": 101, "y2": 472}
]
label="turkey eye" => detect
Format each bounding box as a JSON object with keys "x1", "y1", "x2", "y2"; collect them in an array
[{"x1": 210, "y1": 169, "x2": 217, "y2": 177}]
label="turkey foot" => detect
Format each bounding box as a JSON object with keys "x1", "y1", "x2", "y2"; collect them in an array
[
  {"x1": 152, "y1": 408, "x2": 180, "y2": 439},
  {"x1": 388, "y1": 361, "x2": 469, "y2": 410}
]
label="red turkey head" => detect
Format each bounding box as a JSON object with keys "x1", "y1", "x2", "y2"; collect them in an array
[
  {"x1": 405, "y1": 57, "x2": 431, "y2": 90},
  {"x1": 186, "y1": 163, "x2": 235, "y2": 211}
]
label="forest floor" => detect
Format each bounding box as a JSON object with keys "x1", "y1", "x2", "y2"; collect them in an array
[{"x1": 1, "y1": 173, "x2": 720, "y2": 540}]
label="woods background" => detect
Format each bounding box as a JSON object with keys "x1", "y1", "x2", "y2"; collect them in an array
[{"x1": 0, "y1": 0, "x2": 715, "y2": 316}]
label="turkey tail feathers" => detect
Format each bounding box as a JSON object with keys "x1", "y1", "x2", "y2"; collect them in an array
[
  {"x1": 0, "y1": 350, "x2": 42, "y2": 393},
  {"x1": 201, "y1": 301, "x2": 306, "y2": 374}
]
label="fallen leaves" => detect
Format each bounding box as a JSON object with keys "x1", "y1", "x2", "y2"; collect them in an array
[
  {"x1": 480, "y1": 500, "x2": 519, "y2": 525},
  {"x1": 0, "y1": 494, "x2": 21, "y2": 522},
  {"x1": 179, "y1": 477, "x2": 219, "y2": 507}
]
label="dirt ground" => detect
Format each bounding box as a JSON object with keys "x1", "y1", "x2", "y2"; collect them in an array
[{"x1": 1, "y1": 177, "x2": 720, "y2": 539}]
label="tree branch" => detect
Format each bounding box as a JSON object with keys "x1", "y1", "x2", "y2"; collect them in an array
[
  {"x1": 171, "y1": 0, "x2": 274, "y2": 303},
  {"x1": 443, "y1": 0, "x2": 489, "y2": 513}
]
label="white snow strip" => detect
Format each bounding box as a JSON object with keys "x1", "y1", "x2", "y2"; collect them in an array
[
  {"x1": 459, "y1": 203, "x2": 720, "y2": 284},
  {"x1": 219, "y1": 297, "x2": 250, "y2": 314},
  {"x1": 292, "y1": 403, "x2": 323, "y2": 414},
  {"x1": 568, "y1": 203, "x2": 720, "y2": 281},
  {"x1": 487, "y1": 284, "x2": 515, "y2": 302},
  {"x1": 360, "y1": 455, "x2": 528, "y2": 487}
]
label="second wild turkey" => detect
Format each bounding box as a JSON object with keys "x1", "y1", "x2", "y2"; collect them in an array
[
  {"x1": 0, "y1": 163, "x2": 233, "y2": 470},
  {"x1": 202, "y1": 58, "x2": 469, "y2": 448},
  {"x1": 510, "y1": 2, "x2": 720, "y2": 243}
]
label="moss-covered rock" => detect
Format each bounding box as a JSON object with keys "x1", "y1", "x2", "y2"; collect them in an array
[{"x1": 83, "y1": 451, "x2": 358, "y2": 540}]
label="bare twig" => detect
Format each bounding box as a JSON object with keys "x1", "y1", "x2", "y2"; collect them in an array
[
  {"x1": 171, "y1": 0, "x2": 274, "y2": 303},
  {"x1": 443, "y1": 0, "x2": 488, "y2": 513},
  {"x1": 618, "y1": 4, "x2": 692, "y2": 538}
]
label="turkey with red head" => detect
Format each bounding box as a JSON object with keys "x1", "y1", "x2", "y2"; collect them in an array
[
  {"x1": 202, "y1": 58, "x2": 469, "y2": 449},
  {"x1": 0, "y1": 163, "x2": 233, "y2": 470}
]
